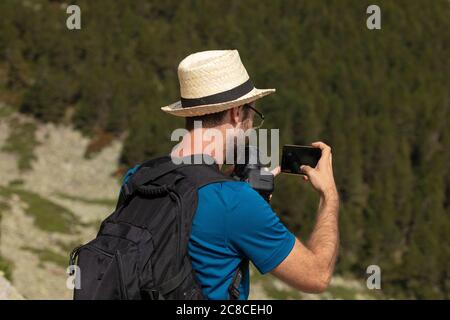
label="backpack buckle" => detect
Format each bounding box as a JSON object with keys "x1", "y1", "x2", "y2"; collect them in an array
[
  {"x1": 141, "y1": 289, "x2": 164, "y2": 300},
  {"x1": 150, "y1": 290, "x2": 164, "y2": 300}
]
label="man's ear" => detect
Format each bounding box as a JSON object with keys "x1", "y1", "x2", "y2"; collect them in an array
[{"x1": 229, "y1": 106, "x2": 244, "y2": 126}]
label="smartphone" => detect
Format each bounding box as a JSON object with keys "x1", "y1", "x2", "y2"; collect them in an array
[{"x1": 281, "y1": 145, "x2": 322, "y2": 175}]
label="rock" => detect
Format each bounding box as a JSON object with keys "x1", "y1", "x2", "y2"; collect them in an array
[{"x1": 0, "y1": 272, "x2": 24, "y2": 300}]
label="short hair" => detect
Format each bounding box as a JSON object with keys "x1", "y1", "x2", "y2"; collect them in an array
[{"x1": 185, "y1": 105, "x2": 250, "y2": 131}]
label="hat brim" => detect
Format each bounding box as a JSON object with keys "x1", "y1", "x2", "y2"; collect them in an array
[{"x1": 161, "y1": 87, "x2": 276, "y2": 117}]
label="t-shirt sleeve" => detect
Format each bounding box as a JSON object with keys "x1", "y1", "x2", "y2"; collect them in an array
[{"x1": 226, "y1": 184, "x2": 296, "y2": 274}]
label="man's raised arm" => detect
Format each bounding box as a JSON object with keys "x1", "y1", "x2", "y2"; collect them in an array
[{"x1": 271, "y1": 141, "x2": 340, "y2": 293}]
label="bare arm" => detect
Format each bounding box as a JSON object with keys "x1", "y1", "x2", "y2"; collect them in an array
[{"x1": 271, "y1": 141, "x2": 340, "y2": 293}]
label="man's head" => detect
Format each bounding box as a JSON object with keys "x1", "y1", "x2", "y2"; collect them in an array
[
  {"x1": 181, "y1": 101, "x2": 265, "y2": 165},
  {"x1": 164, "y1": 50, "x2": 273, "y2": 164}
]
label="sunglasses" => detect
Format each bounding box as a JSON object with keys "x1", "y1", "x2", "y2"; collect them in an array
[{"x1": 243, "y1": 103, "x2": 265, "y2": 129}]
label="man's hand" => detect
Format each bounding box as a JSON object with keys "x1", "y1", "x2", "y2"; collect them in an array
[{"x1": 300, "y1": 141, "x2": 338, "y2": 198}]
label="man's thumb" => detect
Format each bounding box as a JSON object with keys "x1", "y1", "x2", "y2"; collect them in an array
[{"x1": 300, "y1": 165, "x2": 313, "y2": 175}]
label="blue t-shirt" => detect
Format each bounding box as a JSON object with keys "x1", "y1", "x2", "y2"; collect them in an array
[{"x1": 188, "y1": 181, "x2": 296, "y2": 300}]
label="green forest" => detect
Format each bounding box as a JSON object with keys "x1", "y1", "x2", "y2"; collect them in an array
[{"x1": 0, "y1": 0, "x2": 449, "y2": 299}]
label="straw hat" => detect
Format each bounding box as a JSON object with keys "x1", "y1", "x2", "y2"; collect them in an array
[{"x1": 161, "y1": 50, "x2": 276, "y2": 117}]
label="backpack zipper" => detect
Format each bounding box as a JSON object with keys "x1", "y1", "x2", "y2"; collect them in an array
[{"x1": 168, "y1": 188, "x2": 183, "y2": 269}]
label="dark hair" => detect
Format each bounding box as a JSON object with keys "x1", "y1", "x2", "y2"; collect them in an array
[{"x1": 185, "y1": 105, "x2": 250, "y2": 131}]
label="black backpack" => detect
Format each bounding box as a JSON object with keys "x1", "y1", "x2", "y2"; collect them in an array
[{"x1": 69, "y1": 156, "x2": 245, "y2": 300}]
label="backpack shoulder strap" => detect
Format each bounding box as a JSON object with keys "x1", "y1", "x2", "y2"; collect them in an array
[
  {"x1": 177, "y1": 164, "x2": 246, "y2": 300},
  {"x1": 177, "y1": 163, "x2": 235, "y2": 190}
]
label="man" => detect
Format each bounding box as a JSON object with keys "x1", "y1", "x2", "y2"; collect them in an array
[{"x1": 160, "y1": 50, "x2": 340, "y2": 300}]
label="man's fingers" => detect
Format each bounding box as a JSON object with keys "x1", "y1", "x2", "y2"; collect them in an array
[
  {"x1": 312, "y1": 141, "x2": 332, "y2": 166},
  {"x1": 311, "y1": 141, "x2": 331, "y2": 156},
  {"x1": 271, "y1": 166, "x2": 281, "y2": 177},
  {"x1": 311, "y1": 141, "x2": 329, "y2": 150},
  {"x1": 302, "y1": 175, "x2": 309, "y2": 181}
]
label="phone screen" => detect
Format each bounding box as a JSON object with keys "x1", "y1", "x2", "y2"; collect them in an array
[{"x1": 281, "y1": 145, "x2": 322, "y2": 175}]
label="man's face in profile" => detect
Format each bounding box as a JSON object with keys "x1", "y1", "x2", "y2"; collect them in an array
[{"x1": 225, "y1": 102, "x2": 258, "y2": 165}]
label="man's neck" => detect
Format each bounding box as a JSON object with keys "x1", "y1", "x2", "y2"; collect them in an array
[{"x1": 171, "y1": 127, "x2": 226, "y2": 168}]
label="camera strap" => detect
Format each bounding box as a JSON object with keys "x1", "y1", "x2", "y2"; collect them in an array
[{"x1": 228, "y1": 259, "x2": 248, "y2": 300}]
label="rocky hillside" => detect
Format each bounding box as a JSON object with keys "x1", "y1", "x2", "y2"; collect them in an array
[
  {"x1": 0, "y1": 103, "x2": 121, "y2": 299},
  {"x1": 0, "y1": 103, "x2": 376, "y2": 300}
]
